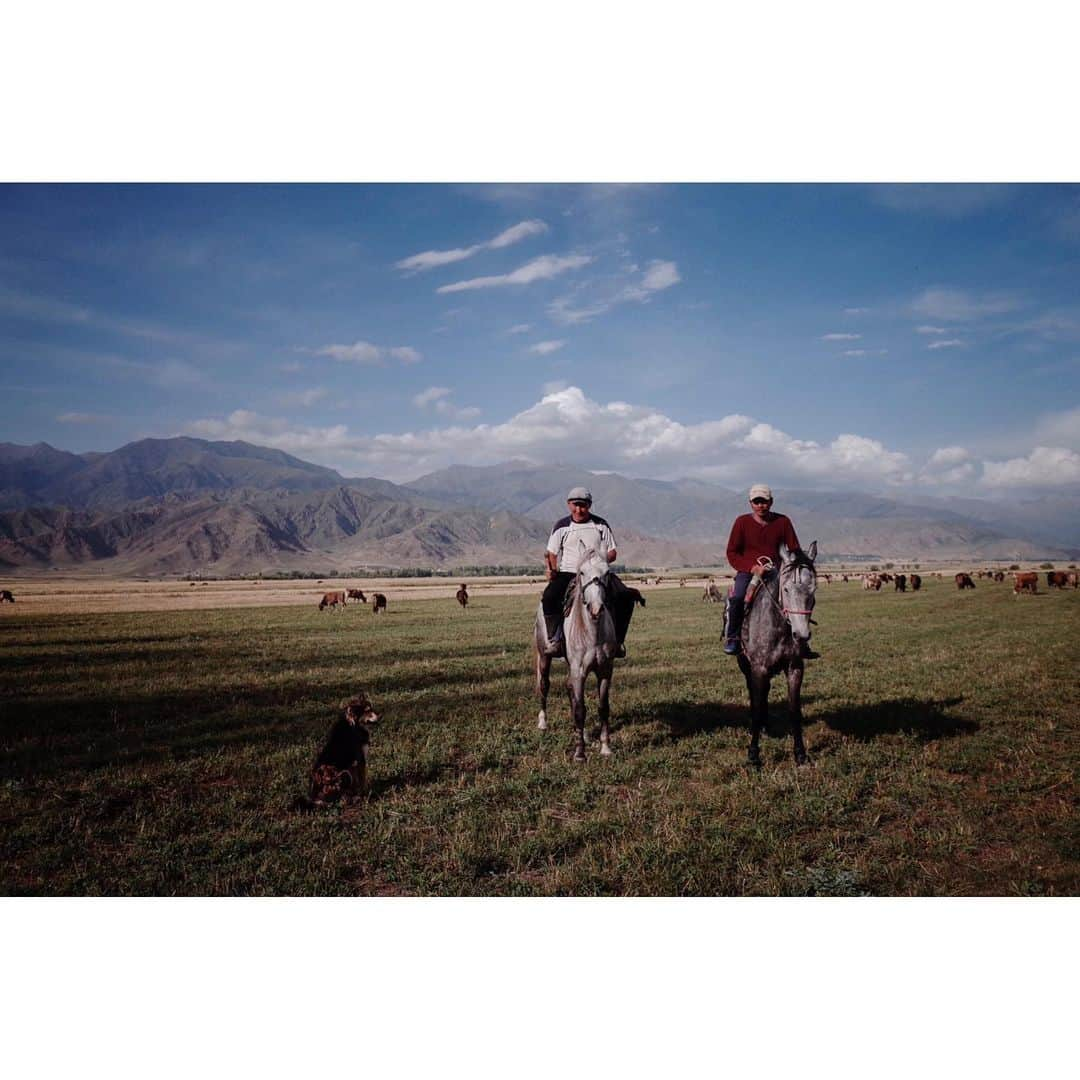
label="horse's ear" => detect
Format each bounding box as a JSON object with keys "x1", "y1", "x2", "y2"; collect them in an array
[
  {"x1": 806, "y1": 540, "x2": 818, "y2": 562},
  {"x1": 779, "y1": 542, "x2": 795, "y2": 564}
]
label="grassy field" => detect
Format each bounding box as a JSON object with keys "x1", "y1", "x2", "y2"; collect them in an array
[{"x1": 1, "y1": 577, "x2": 1076, "y2": 895}]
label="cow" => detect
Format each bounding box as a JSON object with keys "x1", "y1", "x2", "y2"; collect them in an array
[
  {"x1": 1012, "y1": 572, "x2": 1038, "y2": 596},
  {"x1": 371, "y1": 593, "x2": 387, "y2": 615},
  {"x1": 894, "y1": 574, "x2": 907, "y2": 592},
  {"x1": 910, "y1": 574, "x2": 922, "y2": 591},
  {"x1": 1047, "y1": 571, "x2": 1069, "y2": 589},
  {"x1": 955, "y1": 573, "x2": 975, "y2": 590},
  {"x1": 1067, "y1": 571, "x2": 1079, "y2": 589},
  {"x1": 863, "y1": 574, "x2": 882, "y2": 591},
  {"x1": 703, "y1": 582, "x2": 724, "y2": 603},
  {"x1": 0, "y1": 589, "x2": 14, "y2": 603},
  {"x1": 456, "y1": 584, "x2": 469, "y2": 609},
  {"x1": 993, "y1": 571, "x2": 1005, "y2": 583},
  {"x1": 347, "y1": 589, "x2": 367, "y2": 603},
  {"x1": 879, "y1": 573, "x2": 893, "y2": 583},
  {"x1": 318, "y1": 590, "x2": 347, "y2": 611}
]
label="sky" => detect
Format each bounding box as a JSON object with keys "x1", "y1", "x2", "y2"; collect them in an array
[{"x1": 2, "y1": 182, "x2": 1079, "y2": 496}]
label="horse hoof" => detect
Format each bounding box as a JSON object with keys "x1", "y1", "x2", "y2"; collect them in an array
[
  {"x1": 600, "y1": 744, "x2": 612, "y2": 757},
  {"x1": 537, "y1": 711, "x2": 547, "y2": 730},
  {"x1": 573, "y1": 749, "x2": 586, "y2": 763},
  {"x1": 747, "y1": 749, "x2": 762, "y2": 769}
]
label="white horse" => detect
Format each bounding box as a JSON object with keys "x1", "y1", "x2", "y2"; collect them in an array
[{"x1": 534, "y1": 546, "x2": 618, "y2": 761}]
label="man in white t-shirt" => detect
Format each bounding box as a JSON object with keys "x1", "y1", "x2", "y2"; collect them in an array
[{"x1": 541, "y1": 486, "x2": 638, "y2": 656}]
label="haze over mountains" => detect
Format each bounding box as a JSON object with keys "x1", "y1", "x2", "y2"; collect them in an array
[{"x1": 0, "y1": 438, "x2": 1076, "y2": 575}]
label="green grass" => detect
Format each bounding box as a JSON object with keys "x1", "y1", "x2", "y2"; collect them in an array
[{"x1": 1, "y1": 579, "x2": 1076, "y2": 895}]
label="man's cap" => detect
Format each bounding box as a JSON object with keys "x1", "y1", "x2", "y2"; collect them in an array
[
  {"x1": 566, "y1": 486, "x2": 592, "y2": 504},
  {"x1": 748, "y1": 484, "x2": 773, "y2": 501}
]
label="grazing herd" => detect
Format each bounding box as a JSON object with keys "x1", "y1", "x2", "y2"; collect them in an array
[{"x1": 319, "y1": 589, "x2": 388, "y2": 613}]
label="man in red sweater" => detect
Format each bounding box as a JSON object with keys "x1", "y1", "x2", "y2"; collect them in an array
[{"x1": 723, "y1": 483, "x2": 818, "y2": 658}]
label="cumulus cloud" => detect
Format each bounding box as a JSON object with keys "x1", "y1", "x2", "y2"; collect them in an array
[
  {"x1": 437, "y1": 253, "x2": 592, "y2": 294},
  {"x1": 981, "y1": 446, "x2": 1080, "y2": 488},
  {"x1": 911, "y1": 287, "x2": 1023, "y2": 322},
  {"x1": 313, "y1": 340, "x2": 422, "y2": 365},
  {"x1": 396, "y1": 219, "x2": 548, "y2": 273},
  {"x1": 528, "y1": 340, "x2": 566, "y2": 355},
  {"x1": 185, "y1": 386, "x2": 917, "y2": 487},
  {"x1": 822, "y1": 333, "x2": 861, "y2": 341},
  {"x1": 920, "y1": 445, "x2": 977, "y2": 485}
]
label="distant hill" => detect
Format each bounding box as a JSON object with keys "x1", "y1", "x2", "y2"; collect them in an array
[{"x1": 0, "y1": 439, "x2": 1075, "y2": 574}]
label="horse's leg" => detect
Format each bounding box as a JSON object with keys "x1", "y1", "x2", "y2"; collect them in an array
[
  {"x1": 568, "y1": 669, "x2": 587, "y2": 762},
  {"x1": 786, "y1": 662, "x2": 807, "y2": 764},
  {"x1": 536, "y1": 648, "x2": 550, "y2": 730},
  {"x1": 597, "y1": 665, "x2": 613, "y2": 757},
  {"x1": 749, "y1": 672, "x2": 771, "y2": 767}
]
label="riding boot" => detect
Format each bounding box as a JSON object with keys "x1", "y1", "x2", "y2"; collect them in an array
[
  {"x1": 724, "y1": 597, "x2": 744, "y2": 655},
  {"x1": 543, "y1": 615, "x2": 564, "y2": 656}
]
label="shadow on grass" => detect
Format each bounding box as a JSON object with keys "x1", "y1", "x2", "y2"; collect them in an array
[
  {"x1": 818, "y1": 696, "x2": 976, "y2": 742},
  {"x1": 615, "y1": 701, "x2": 748, "y2": 740}
]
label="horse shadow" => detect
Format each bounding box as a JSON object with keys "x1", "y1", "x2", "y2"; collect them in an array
[
  {"x1": 613, "y1": 701, "x2": 748, "y2": 741},
  {"x1": 816, "y1": 696, "x2": 977, "y2": 742}
]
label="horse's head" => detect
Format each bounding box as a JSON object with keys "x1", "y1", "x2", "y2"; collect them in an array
[
  {"x1": 779, "y1": 540, "x2": 817, "y2": 645},
  {"x1": 576, "y1": 544, "x2": 611, "y2": 620}
]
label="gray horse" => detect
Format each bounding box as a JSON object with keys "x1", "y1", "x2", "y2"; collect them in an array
[
  {"x1": 727, "y1": 541, "x2": 818, "y2": 767},
  {"x1": 534, "y1": 546, "x2": 617, "y2": 761}
]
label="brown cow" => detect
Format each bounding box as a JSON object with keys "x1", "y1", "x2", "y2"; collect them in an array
[
  {"x1": 0, "y1": 589, "x2": 14, "y2": 603},
  {"x1": 955, "y1": 573, "x2": 976, "y2": 590},
  {"x1": 371, "y1": 593, "x2": 387, "y2": 615},
  {"x1": 894, "y1": 574, "x2": 907, "y2": 592},
  {"x1": 863, "y1": 574, "x2": 882, "y2": 591},
  {"x1": 1047, "y1": 571, "x2": 1068, "y2": 589},
  {"x1": 1013, "y1": 572, "x2": 1038, "y2": 595},
  {"x1": 993, "y1": 571, "x2": 1005, "y2": 583},
  {"x1": 456, "y1": 584, "x2": 469, "y2": 609},
  {"x1": 910, "y1": 574, "x2": 922, "y2": 591},
  {"x1": 347, "y1": 589, "x2": 367, "y2": 603},
  {"x1": 318, "y1": 590, "x2": 347, "y2": 611}
]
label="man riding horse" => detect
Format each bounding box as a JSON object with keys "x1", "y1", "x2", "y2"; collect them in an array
[
  {"x1": 540, "y1": 486, "x2": 638, "y2": 658},
  {"x1": 724, "y1": 483, "x2": 819, "y2": 660}
]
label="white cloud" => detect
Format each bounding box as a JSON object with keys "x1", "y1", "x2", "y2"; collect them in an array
[
  {"x1": 542, "y1": 380, "x2": 569, "y2": 395},
  {"x1": 313, "y1": 340, "x2": 422, "y2": 365},
  {"x1": 186, "y1": 386, "x2": 917, "y2": 487},
  {"x1": 919, "y1": 445, "x2": 977, "y2": 485},
  {"x1": 927, "y1": 339, "x2": 966, "y2": 350},
  {"x1": 916, "y1": 325, "x2": 948, "y2": 335},
  {"x1": 528, "y1": 340, "x2": 566, "y2": 355},
  {"x1": 507, "y1": 324, "x2": 532, "y2": 334},
  {"x1": 413, "y1": 386, "x2": 451, "y2": 408},
  {"x1": 412, "y1": 386, "x2": 480, "y2": 421},
  {"x1": 911, "y1": 287, "x2": 1023, "y2": 322},
  {"x1": 437, "y1": 253, "x2": 592, "y2": 294},
  {"x1": 822, "y1": 333, "x2": 861, "y2": 341},
  {"x1": 396, "y1": 219, "x2": 548, "y2": 273},
  {"x1": 981, "y1": 446, "x2": 1080, "y2": 488},
  {"x1": 843, "y1": 307, "x2": 870, "y2": 315},
  {"x1": 548, "y1": 259, "x2": 683, "y2": 324}
]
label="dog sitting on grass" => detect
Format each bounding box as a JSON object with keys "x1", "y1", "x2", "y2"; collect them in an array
[{"x1": 293, "y1": 693, "x2": 380, "y2": 810}]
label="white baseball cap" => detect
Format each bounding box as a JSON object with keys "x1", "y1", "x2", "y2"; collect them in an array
[
  {"x1": 748, "y1": 484, "x2": 773, "y2": 500},
  {"x1": 566, "y1": 486, "x2": 592, "y2": 503}
]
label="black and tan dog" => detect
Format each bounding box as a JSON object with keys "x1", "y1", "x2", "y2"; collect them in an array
[{"x1": 293, "y1": 693, "x2": 380, "y2": 810}]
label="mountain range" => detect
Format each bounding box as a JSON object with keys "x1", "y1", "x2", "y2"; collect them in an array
[{"x1": 0, "y1": 438, "x2": 1076, "y2": 574}]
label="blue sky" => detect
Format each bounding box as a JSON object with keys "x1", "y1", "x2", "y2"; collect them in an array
[{"x1": 2, "y1": 183, "x2": 1079, "y2": 494}]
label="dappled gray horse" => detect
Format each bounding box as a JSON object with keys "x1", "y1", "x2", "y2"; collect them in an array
[
  {"x1": 534, "y1": 547, "x2": 618, "y2": 761},
  {"x1": 727, "y1": 541, "x2": 818, "y2": 767}
]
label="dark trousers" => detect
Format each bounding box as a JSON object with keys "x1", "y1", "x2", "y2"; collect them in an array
[
  {"x1": 542, "y1": 571, "x2": 635, "y2": 644},
  {"x1": 725, "y1": 571, "x2": 754, "y2": 640}
]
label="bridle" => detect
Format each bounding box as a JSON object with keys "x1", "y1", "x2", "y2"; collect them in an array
[{"x1": 758, "y1": 557, "x2": 816, "y2": 623}]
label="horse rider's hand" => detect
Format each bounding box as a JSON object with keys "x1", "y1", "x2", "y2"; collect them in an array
[{"x1": 545, "y1": 566, "x2": 554, "y2": 581}]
